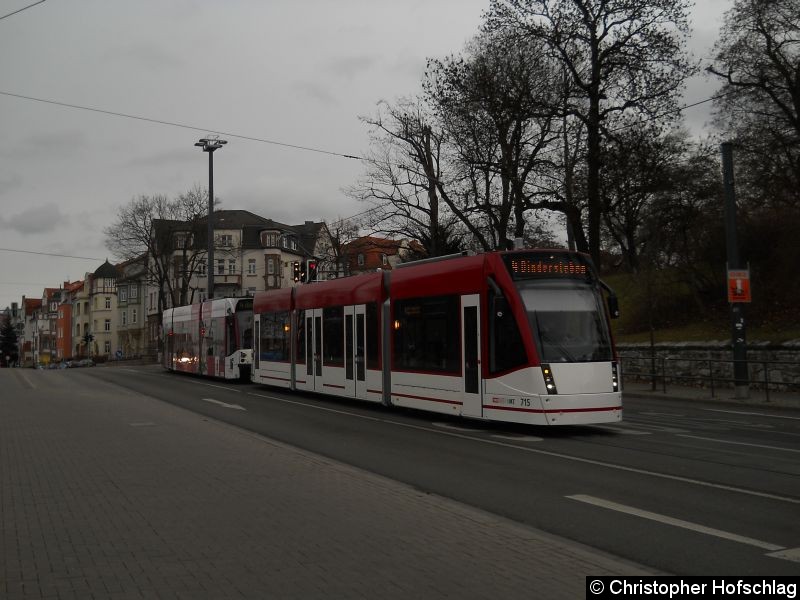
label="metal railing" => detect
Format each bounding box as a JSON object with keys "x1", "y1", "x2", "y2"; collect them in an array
[{"x1": 619, "y1": 354, "x2": 800, "y2": 403}]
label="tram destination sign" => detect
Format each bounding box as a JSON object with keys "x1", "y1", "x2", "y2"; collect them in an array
[{"x1": 503, "y1": 253, "x2": 593, "y2": 281}]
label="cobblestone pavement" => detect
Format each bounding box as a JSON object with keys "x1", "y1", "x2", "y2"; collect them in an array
[{"x1": 1, "y1": 368, "x2": 658, "y2": 599}]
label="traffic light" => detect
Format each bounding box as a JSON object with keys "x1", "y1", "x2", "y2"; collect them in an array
[
  {"x1": 306, "y1": 259, "x2": 318, "y2": 283},
  {"x1": 293, "y1": 261, "x2": 301, "y2": 282}
]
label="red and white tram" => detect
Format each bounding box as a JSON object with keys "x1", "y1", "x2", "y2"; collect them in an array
[
  {"x1": 252, "y1": 249, "x2": 622, "y2": 425},
  {"x1": 163, "y1": 297, "x2": 254, "y2": 380}
]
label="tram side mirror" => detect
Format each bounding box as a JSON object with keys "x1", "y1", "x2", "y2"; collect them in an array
[{"x1": 607, "y1": 295, "x2": 620, "y2": 319}]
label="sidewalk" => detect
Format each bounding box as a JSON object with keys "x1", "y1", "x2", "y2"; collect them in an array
[
  {"x1": 1, "y1": 369, "x2": 659, "y2": 600},
  {"x1": 623, "y1": 379, "x2": 800, "y2": 410}
]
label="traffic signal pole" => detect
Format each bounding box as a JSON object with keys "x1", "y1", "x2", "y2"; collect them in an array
[{"x1": 721, "y1": 142, "x2": 749, "y2": 400}]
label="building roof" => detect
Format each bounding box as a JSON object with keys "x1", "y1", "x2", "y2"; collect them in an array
[
  {"x1": 160, "y1": 209, "x2": 327, "y2": 256},
  {"x1": 93, "y1": 260, "x2": 119, "y2": 279},
  {"x1": 24, "y1": 298, "x2": 42, "y2": 313}
]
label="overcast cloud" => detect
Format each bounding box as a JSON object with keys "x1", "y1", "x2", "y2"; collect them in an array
[{"x1": 0, "y1": 0, "x2": 731, "y2": 309}]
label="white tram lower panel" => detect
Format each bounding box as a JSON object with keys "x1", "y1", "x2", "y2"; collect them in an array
[
  {"x1": 390, "y1": 372, "x2": 463, "y2": 415},
  {"x1": 253, "y1": 360, "x2": 292, "y2": 388},
  {"x1": 483, "y1": 365, "x2": 622, "y2": 425}
]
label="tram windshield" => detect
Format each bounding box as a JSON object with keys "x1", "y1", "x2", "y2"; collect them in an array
[{"x1": 516, "y1": 281, "x2": 613, "y2": 363}]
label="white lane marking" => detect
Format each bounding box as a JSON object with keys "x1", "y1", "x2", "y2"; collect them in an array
[
  {"x1": 492, "y1": 434, "x2": 544, "y2": 442},
  {"x1": 202, "y1": 398, "x2": 246, "y2": 411},
  {"x1": 766, "y1": 548, "x2": 800, "y2": 563},
  {"x1": 640, "y1": 412, "x2": 685, "y2": 417},
  {"x1": 621, "y1": 422, "x2": 690, "y2": 434},
  {"x1": 247, "y1": 392, "x2": 800, "y2": 505},
  {"x1": 590, "y1": 425, "x2": 651, "y2": 435},
  {"x1": 702, "y1": 408, "x2": 800, "y2": 421},
  {"x1": 429, "y1": 422, "x2": 544, "y2": 441},
  {"x1": 567, "y1": 494, "x2": 784, "y2": 552},
  {"x1": 677, "y1": 434, "x2": 800, "y2": 454},
  {"x1": 188, "y1": 380, "x2": 242, "y2": 392}
]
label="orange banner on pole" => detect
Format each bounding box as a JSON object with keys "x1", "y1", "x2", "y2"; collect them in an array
[{"x1": 727, "y1": 269, "x2": 751, "y2": 303}]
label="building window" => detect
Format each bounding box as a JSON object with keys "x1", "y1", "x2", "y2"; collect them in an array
[
  {"x1": 122, "y1": 311, "x2": 127, "y2": 326},
  {"x1": 217, "y1": 259, "x2": 225, "y2": 275},
  {"x1": 130, "y1": 285, "x2": 138, "y2": 299},
  {"x1": 105, "y1": 297, "x2": 111, "y2": 309},
  {"x1": 104, "y1": 319, "x2": 111, "y2": 332},
  {"x1": 198, "y1": 261, "x2": 207, "y2": 276},
  {"x1": 248, "y1": 259, "x2": 257, "y2": 275},
  {"x1": 228, "y1": 259, "x2": 236, "y2": 274},
  {"x1": 76, "y1": 304, "x2": 80, "y2": 316},
  {"x1": 219, "y1": 234, "x2": 233, "y2": 247},
  {"x1": 132, "y1": 308, "x2": 137, "y2": 324},
  {"x1": 120, "y1": 288, "x2": 127, "y2": 302},
  {"x1": 104, "y1": 341, "x2": 111, "y2": 354},
  {"x1": 149, "y1": 293, "x2": 154, "y2": 311}
]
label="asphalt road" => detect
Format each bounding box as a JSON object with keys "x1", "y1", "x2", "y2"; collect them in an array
[{"x1": 76, "y1": 365, "x2": 800, "y2": 575}]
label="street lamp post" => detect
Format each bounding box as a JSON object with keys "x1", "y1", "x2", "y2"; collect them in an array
[{"x1": 195, "y1": 136, "x2": 227, "y2": 301}]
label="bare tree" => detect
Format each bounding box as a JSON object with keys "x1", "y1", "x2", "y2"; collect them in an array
[
  {"x1": 348, "y1": 98, "x2": 473, "y2": 255},
  {"x1": 486, "y1": 0, "x2": 695, "y2": 264},
  {"x1": 708, "y1": 0, "x2": 800, "y2": 209},
  {"x1": 599, "y1": 119, "x2": 690, "y2": 272},
  {"x1": 426, "y1": 30, "x2": 562, "y2": 250},
  {"x1": 105, "y1": 185, "x2": 210, "y2": 313}
]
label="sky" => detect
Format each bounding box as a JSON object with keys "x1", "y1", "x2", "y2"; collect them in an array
[{"x1": 0, "y1": 0, "x2": 732, "y2": 310}]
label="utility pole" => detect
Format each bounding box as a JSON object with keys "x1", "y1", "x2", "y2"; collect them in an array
[
  {"x1": 195, "y1": 136, "x2": 227, "y2": 300},
  {"x1": 721, "y1": 142, "x2": 749, "y2": 400}
]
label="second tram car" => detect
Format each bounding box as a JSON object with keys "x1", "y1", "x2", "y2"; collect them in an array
[
  {"x1": 163, "y1": 296, "x2": 254, "y2": 380},
  {"x1": 252, "y1": 249, "x2": 622, "y2": 426}
]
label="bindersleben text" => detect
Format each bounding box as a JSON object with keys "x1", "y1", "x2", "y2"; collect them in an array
[{"x1": 586, "y1": 577, "x2": 797, "y2": 599}]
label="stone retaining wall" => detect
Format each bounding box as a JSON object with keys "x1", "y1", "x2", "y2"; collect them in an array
[{"x1": 617, "y1": 341, "x2": 800, "y2": 391}]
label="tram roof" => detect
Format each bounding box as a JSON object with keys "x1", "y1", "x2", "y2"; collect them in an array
[{"x1": 294, "y1": 272, "x2": 385, "y2": 309}]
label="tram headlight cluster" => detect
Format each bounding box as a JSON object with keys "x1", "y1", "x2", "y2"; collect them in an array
[
  {"x1": 612, "y1": 361, "x2": 620, "y2": 392},
  {"x1": 541, "y1": 364, "x2": 558, "y2": 395}
]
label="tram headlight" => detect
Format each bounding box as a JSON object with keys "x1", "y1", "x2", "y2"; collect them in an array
[
  {"x1": 541, "y1": 364, "x2": 558, "y2": 395},
  {"x1": 612, "y1": 361, "x2": 620, "y2": 392}
]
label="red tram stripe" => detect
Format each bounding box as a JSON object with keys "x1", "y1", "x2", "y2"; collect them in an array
[{"x1": 483, "y1": 405, "x2": 622, "y2": 414}]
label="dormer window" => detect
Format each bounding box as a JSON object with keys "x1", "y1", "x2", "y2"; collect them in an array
[
  {"x1": 282, "y1": 235, "x2": 298, "y2": 251},
  {"x1": 260, "y1": 231, "x2": 280, "y2": 248},
  {"x1": 174, "y1": 232, "x2": 192, "y2": 249},
  {"x1": 218, "y1": 234, "x2": 233, "y2": 247}
]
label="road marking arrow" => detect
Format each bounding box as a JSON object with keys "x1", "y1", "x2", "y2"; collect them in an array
[{"x1": 201, "y1": 398, "x2": 246, "y2": 411}]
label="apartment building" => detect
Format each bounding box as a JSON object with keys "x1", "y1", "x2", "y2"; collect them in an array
[
  {"x1": 116, "y1": 257, "x2": 147, "y2": 358},
  {"x1": 89, "y1": 260, "x2": 119, "y2": 359}
]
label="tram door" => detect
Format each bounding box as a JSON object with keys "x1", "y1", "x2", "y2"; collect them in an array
[
  {"x1": 461, "y1": 294, "x2": 483, "y2": 417},
  {"x1": 344, "y1": 305, "x2": 368, "y2": 399},
  {"x1": 306, "y1": 309, "x2": 324, "y2": 390}
]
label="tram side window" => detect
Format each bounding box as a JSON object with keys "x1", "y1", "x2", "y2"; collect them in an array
[
  {"x1": 226, "y1": 316, "x2": 238, "y2": 353},
  {"x1": 296, "y1": 310, "x2": 305, "y2": 364},
  {"x1": 323, "y1": 306, "x2": 344, "y2": 366},
  {"x1": 211, "y1": 318, "x2": 225, "y2": 357},
  {"x1": 366, "y1": 302, "x2": 379, "y2": 370},
  {"x1": 259, "y1": 311, "x2": 290, "y2": 361},
  {"x1": 489, "y1": 289, "x2": 527, "y2": 373},
  {"x1": 393, "y1": 295, "x2": 459, "y2": 373}
]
